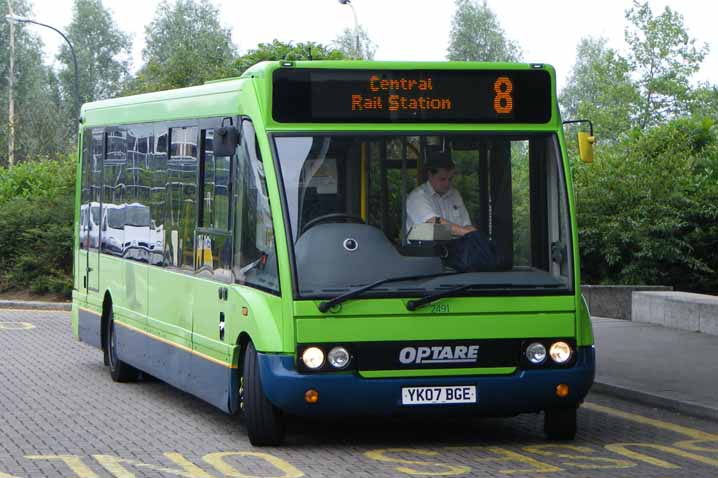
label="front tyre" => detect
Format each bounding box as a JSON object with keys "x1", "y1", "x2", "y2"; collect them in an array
[
  {"x1": 242, "y1": 342, "x2": 285, "y2": 446},
  {"x1": 106, "y1": 309, "x2": 140, "y2": 383},
  {"x1": 544, "y1": 407, "x2": 577, "y2": 440}
]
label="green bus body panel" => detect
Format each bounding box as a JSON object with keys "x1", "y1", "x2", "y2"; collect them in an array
[
  {"x1": 296, "y1": 313, "x2": 574, "y2": 344},
  {"x1": 294, "y1": 295, "x2": 575, "y2": 317},
  {"x1": 72, "y1": 61, "x2": 592, "y2": 399},
  {"x1": 359, "y1": 367, "x2": 517, "y2": 379}
]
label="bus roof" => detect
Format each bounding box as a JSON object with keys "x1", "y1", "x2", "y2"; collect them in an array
[{"x1": 79, "y1": 61, "x2": 558, "y2": 129}]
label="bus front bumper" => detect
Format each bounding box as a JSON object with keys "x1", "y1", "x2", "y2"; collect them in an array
[{"x1": 257, "y1": 346, "x2": 595, "y2": 417}]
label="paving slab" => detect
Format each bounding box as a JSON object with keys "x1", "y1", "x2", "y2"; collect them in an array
[{"x1": 593, "y1": 317, "x2": 718, "y2": 420}]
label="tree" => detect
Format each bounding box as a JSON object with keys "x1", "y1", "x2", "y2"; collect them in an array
[
  {"x1": 0, "y1": 0, "x2": 70, "y2": 164},
  {"x1": 333, "y1": 26, "x2": 376, "y2": 60},
  {"x1": 447, "y1": 0, "x2": 520, "y2": 62},
  {"x1": 625, "y1": 1, "x2": 709, "y2": 129},
  {"x1": 688, "y1": 84, "x2": 718, "y2": 120},
  {"x1": 232, "y1": 40, "x2": 346, "y2": 75},
  {"x1": 131, "y1": 0, "x2": 236, "y2": 93},
  {"x1": 560, "y1": 37, "x2": 639, "y2": 143},
  {"x1": 58, "y1": 0, "x2": 132, "y2": 121}
]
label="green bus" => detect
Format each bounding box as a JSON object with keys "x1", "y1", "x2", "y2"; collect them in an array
[{"x1": 72, "y1": 61, "x2": 595, "y2": 446}]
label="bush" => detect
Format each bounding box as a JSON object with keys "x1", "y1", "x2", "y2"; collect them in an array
[
  {"x1": 574, "y1": 117, "x2": 718, "y2": 293},
  {"x1": 0, "y1": 156, "x2": 75, "y2": 297}
]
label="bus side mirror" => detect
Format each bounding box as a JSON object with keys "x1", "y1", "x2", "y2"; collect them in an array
[
  {"x1": 563, "y1": 119, "x2": 595, "y2": 163},
  {"x1": 214, "y1": 126, "x2": 239, "y2": 157},
  {"x1": 578, "y1": 131, "x2": 595, "y2": 164}
]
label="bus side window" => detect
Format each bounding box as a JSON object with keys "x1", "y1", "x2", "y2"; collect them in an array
[
  {"x1": 195, "y1": 127, "x2": 233, "y2": 280},
  {"x1": 167, "y1": 126, "x2": 199, "y2": 270},
  {"x1": 80, "y1": 132, "x2": 91, "y2": 250},
  {"x1": 233, "y1": 120, "x2": 279, "y2": 293}
]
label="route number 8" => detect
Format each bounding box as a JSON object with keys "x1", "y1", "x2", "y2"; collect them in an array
[{"x1": 493, "y1": 77, "x2": 513, "y2": 114}]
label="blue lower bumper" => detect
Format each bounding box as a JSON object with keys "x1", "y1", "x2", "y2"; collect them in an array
[{"x1": 258, "y1": 346, "x2": 595, "y2": 417}]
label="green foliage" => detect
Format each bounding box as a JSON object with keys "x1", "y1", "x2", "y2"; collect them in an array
[
  {"x1": 130, "y1": 0, "x2": 236, "y2": 93},
  {"x1": 333, "y1": 26, "x2": 376, "y2": 60},
  {"x1": 575, "y1": 118, "x2": 718, "y2": 293},
  {"x1": 232, "y1": 40, "x2": 346, "y2": 76},
  {"x1": 447, "y1": 0, "x2": 521, "y2": 62},
  {"x1": 0, "y1": 156, "x2": 76, "y2": 296},
  {"x1": 624, "y1": 1, "x2": 709, "y2": 129},
  {"x1": 58, "y1": 0, "x2": 132, "y2": 120},
  {"x1": 560, "y1": 37, "x2": 639, "y2": 143},
  {"x1": 688, "y1": 84, "x2": 718, "y2": 120}
]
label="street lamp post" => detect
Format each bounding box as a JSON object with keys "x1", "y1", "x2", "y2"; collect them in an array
[
  {"x1": 337, "y1": 0, "x2": 360, "y2": 59},
  {"x1": 5, "y1": 14, "x2": 81, "y2": 122},
  {"x1": 7, "y1": 2, "x2": 16, "y2": 167}
]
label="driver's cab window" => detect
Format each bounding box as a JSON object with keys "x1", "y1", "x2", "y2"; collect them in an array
[{"x1": 275, "y1": 134, "x2": 572, "y2": 297}]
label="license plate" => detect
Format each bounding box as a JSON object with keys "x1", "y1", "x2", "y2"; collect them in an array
[{"x1": 401, "y1": 385, "x2": 477, "y2": 405}]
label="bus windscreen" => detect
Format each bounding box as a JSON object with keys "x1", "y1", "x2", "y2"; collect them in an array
[{"x1": 272, "y1": 68, "x2": 552, "y2": 123}]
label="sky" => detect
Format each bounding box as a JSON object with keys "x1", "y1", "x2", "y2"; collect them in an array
[{"x1": 21, "y1": 0, "x2": 718, "y2": 92}]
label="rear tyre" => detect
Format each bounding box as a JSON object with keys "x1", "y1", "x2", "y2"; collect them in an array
[
  {"x1": 106, "y1": 309, "x2": 140, "y2": 383},
  {"x1": 242, "y1": 342, "x2": 285, "y2": 446},
  {"x1": 544, "y1": 407, "x2": 577, "y2": 440}
]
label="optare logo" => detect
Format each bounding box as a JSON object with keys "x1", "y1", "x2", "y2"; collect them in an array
[{"x1": 399, "y1": 345, "x2": 479, "y2": 365}]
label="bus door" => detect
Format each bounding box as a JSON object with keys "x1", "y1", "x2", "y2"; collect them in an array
[
  {"x1": 190, "y1": 119, "x2": 238, "y2": 405},
  {"x1": 80, "y1": 129, "x2": 104, "y2": 295}
]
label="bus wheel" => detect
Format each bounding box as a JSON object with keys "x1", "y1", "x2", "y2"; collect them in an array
[
  {"x1": 544, "y1": 407, "x2": 577, "y2": 440},
  {"x1": 242, "y1": 342, "x2": 285, "y2": 446},
  {"x1": 106, "y1": 309, "x2": 139, "y2": 383}
]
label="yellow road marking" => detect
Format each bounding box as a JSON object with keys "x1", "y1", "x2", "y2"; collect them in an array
[
  {"x1": 472, "y1": 447, "x2": 562, "y2": 474},
  {"x1": 365, "y1": 449, "x2": 471, "y2": 476},
  {"x1": 605, "y1": 443, "x2": 718, "y2": 468},
  {"x1": 522, "y1": 445, "x2": 635, "y2": 470},
  {"x1": 202, "y1": 452, "x2": 305, "y2": 478},
  {"x1": 0, "y1": 308, "x2": 67, "y2": 313},
  {"x1": 25, "y1": 455, "x2": 97, "y2": 478},
  {"x1": 584, "y1": 402, "x2": 717, "y2": 440},
  {"x1": 0, "y1": 322, "x2": 35, "y2": 330}
]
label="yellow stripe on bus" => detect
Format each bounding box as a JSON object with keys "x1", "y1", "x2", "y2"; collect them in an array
[
  {"x1": 77, "y1": 307, "x2": 237, "y2": 370},
  {"x1": 116, "y1": 321, "x2": 237, "y2": 369}
]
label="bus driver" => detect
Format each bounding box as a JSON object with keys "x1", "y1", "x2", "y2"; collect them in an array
[
  {"x1": 406, "y1": 147, "x2": 476, "y2": 237},
  {"x1": 406, "y1": 147, "x2": 497, "y2": 272}
]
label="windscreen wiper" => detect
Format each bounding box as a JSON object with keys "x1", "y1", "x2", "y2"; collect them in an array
[
  {"x1": 405, "y1": 283, "x2": 563, "y2": 311},
  {"x1": 318, "y1": 272, "x2": 458, "y2": 313}
]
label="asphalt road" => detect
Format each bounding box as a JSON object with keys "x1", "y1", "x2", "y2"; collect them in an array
[{"x1": 1, "y1": 309, "x2": 717, "y2": 478}]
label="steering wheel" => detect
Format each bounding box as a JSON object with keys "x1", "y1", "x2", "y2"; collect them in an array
[{"x1": 300, "y1": 213, "x2": 365, "y2": 236}]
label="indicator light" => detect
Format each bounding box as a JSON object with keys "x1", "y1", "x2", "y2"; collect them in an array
[
  {"x1": 556, "y1": 384, "x2": 570, "y2": 398},
  {"x1": 305, "y1": 389, "x2": 319, "y2": 404}
]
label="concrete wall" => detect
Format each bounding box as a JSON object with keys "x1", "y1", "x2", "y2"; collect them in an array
[
  {"x1": 582, "y1": 285, "x2": 673, "y2": 320},
  {"x1": 632, "y1": 291, "x2": 718, "y2": 336}
]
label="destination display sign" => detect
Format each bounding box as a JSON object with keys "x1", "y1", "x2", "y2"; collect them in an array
[{"x1": 272, "y1": 68, "x2": 552, "y2": 123}]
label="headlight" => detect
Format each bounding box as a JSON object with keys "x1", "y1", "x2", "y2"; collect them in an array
[
  {"x1": 549, "y1": 341, "x2": 572, "y2": 363},
  {"x1": 301, "y1": 347, "x2": 325, "y2": 369},
  {"x1": 525, "y1": 342, "x2": 547, "y2": 364},
  {"x1": 327, "y1": 346, "x2": 350, "y2": 369}
]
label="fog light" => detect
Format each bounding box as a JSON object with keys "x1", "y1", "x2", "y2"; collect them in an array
[
  {"x1": 556, "y1": 384, "x2": 570, "y2": 398},
  {"x1": 525, "y1": 342, "x2": 547, "y2": 364},
  {"x1": 301, "y1": 347, "x2": 325, "y2": 369},
  {"x1": 328, "y1": 346, "x2": 350, "y2": 369},
  {"x1": 305, "y1": 389, "x2": 319, "y2": 404},
  {"x1": 549, "y1": 341, "x2": 572, "y2": 363}
]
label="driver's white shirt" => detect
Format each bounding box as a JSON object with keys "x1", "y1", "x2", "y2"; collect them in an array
[{"x1": 406, "y1": 182, "x2": 472, "y2": 230}]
